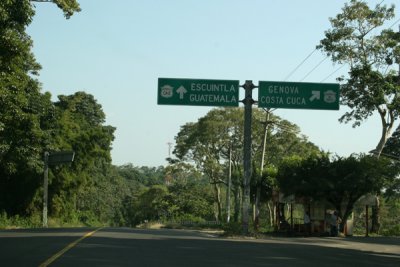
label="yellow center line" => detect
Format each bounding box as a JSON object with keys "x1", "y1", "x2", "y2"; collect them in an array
[{"x1": 39, "y1": 227, "x2": 103, "y2": 267}]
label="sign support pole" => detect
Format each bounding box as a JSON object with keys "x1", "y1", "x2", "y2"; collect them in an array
[
  {"x1": 43, "y1": 152, "x2": 49, "y2": 228},
  {"x1": 241, "y1": 80, "x2": 256, "y2": 234},
  {"x1": 42, "y1": 151, "x2": 74, "y2": 228}
]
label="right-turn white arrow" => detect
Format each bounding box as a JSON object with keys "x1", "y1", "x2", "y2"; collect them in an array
[{"x1": 309, "y1": 91, "x2": 320, "y2": 102}]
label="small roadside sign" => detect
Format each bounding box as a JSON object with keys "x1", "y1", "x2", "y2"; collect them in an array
[{"x1": 48, "y1": 151, "x2": 75, "y2": 165}]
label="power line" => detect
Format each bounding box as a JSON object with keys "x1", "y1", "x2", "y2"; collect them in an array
[
  {"x1": 282, "y1": 0, "x2": 393, "y2": 84},
  {"x1": 389, "y1": 17, "x2": 400, "y2": 29},
  {"x1": 284, "y1": 49, "x2": 317, "y2": 81},
  {"x1": 318, "y1": 19, "x2": 398, "y2": 83},
  {"x1": 320, "y1": 64, "x2": 346, "y2": 82},
  {"x1": 299, "y1": 56, "x2": 328, "y2": 82}
]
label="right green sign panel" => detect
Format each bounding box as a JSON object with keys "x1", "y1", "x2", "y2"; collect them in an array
[{"x1": 258, "y1": 81, "x2": 340, "y2": 110}]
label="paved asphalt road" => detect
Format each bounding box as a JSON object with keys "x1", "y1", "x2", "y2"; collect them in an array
[{"x1": 0, "y1": 227, "x2": 399, "y2": 267}]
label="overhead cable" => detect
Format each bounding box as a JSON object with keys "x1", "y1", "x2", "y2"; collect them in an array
[
  {"x1": 389, "y1": 18, "x2": 400, "y2": 29},
  {"x1": 284, "y1": 49, "x2": 317, "y2": 81},
  {"x1": 320, "y1": 64, "x2": 346, "y2": 82},
  {"x1": 299, "y1": 56, "x2": 328, "y2": 82},
  {"x1": 283, "y1": 0, "x2": 391, "y2": 84}
]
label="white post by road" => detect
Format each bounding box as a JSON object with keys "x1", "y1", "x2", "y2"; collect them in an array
[{"x1": 43, "y1": 152, "x2": 49, "y2": 228}]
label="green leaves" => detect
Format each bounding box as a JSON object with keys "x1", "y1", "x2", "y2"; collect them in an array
[
  {"x1": 0, "y1": 0, "x2": 54, "y2": 215},
  {"x1": 277, "y1": 154, "x2": 398, "y2": 222},
  {"x1": 0, "y1": 1, "x2": 35, "y2": 28},
  {"x1": 319, "y1": 0, "x2": 400, "y2": 156},
  {"x1": 30, "y1": 0, "x2": 81, "y2": 19},
  {"x1": 52, "y1": 0, "x2": 81, "y2": 18},
  {"x1": 47, "y1": 92, "x2": 116, "y2": 217}
]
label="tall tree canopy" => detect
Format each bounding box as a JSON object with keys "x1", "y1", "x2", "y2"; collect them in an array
[
  {"x1": 0, "y1": 0, "x2": 128, "y2": 226},
  {"x1": 173, "y1": 107, "x2": 321, "y2": 222},
  {"x1": 0, "y1": 0, "x2": 94, "y2": 218},
  {"x1": 318, "y1": 0, "x2": 400, "y2": 156},
  {"x1": 0, "y1": 0, "x2": 55, "y2": 214},
  {"x1": 48, "y1": 92, "x2": 116, "y2": 219}
]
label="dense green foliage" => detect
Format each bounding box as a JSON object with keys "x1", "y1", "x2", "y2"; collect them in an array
[
  {"x1": 0, "y1": 0, "x2": 137, "y2": 227},
  {"x1": 173, "y1": 108, "x2": 323, "y2": 224},
  {"x1": 277, "y1": 154, "x2": 399, "y2": 232},
  {"x1": 0, "y1": 0, "x2": 53, "y2": 215},
  {"x1": 318, "y1": 0, "x2": 400, "y2": 155},
  {"x1": 31, "y1": 0, "x2": 81, "y2": 18},
  {"x1": 126, "y1": 181, "x2": 214, "y2": 227},
  {"x1": 1, "y1": 0, "x2": 399, "y2": 237},
  {"x1": 318, "y1": 0, "x2": 400, "y2": 233},
  {"x1": 0, "y1": 0, "x2": 215, "y2": 226},
  {"x1": 382, "y1": 126, "x2": 400, "y2": 198}
]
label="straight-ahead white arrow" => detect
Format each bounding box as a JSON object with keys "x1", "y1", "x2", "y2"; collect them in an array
[
  {"x1": 176, "y1": 86, "x2": 187, "y2": 99},
  {"x1": 309, "y1": 91, "x2": 320, "y2": 102}
]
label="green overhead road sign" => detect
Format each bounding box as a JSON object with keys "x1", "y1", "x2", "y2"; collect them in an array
[
  {"x1": 158, "y1": 78, "x2": 239, "y2": 107},
  {"x1": 258, "y1": 81, "x2": 340, "y2": 110}
]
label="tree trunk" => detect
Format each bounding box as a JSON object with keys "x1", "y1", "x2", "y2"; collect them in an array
[
  {"x1": 254, "y1": 186, "x2": 261, "y2": 230},
  {"x1": 267, "y1": 201, "x2": 274, "y2": 227},
  {"x1": 370, "y1": 109, "x2": 394, "y2": 232},
  {"x1": 374, "y1": 108, "x2": 394, "y2": 155},
  {"x1": 213, "y1": 182, "x2": 222, "y2": 222},
  {"x1": 226, "y1": 184, "x2": 231, "y2": 223},
  {"x1": 370, "y1": 195, "x2": 380, "y2": 233},
  {"x1": 254, "y1": 110, "x2": 271, "y2": 231},
  {"x1": 233, "y1": 185, "x2": 241, "y2": 223}
]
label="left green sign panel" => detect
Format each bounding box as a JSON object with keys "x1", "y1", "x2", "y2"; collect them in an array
[{"x1": 158, "y1": 78, "x2": 240, "y2": 107}]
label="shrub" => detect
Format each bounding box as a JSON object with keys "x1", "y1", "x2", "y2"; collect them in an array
[
  {"x1": 380, "y1": 224, "x2": 400, "y2": 236},
  {"x1": 222, "y1": 222, "x2": 243, "y2": 235}
]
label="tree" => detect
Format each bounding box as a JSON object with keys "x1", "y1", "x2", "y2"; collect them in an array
[
  {"x1": 31, "y1": 0, "x2": 81, "y2": 18},
  {"x1": 318, "y1": 0, "x2": 400, "y2": 156},
  {"x1": 76, "y1": 164, "x2": 130, "y2": 226},
  {"x1": 173, "y1": 107, "x2": 321, "y2": 226},
  {"x1": 381, "y1": 126, "x2": 400, "y2": 199},
  {"x1": 318, "y1": 0, "x2": 400, "y2": 234},
  {"x1": 383, "y1": 124, "x2": 400, "y2": 158},
  {"x1": 251, "y1": 109, "x2": 322, "y2": 229},
  {"x1": 129, "y1": 185, "x2": 171, "y2": 225},
  {"x1": 164, "y1": 161, "x2": 204, "y2": 185},
  {"x1": 0, "y1": 0, "x2": 90, "y2": 222},
  {"x1": 48, "y1": 92, "x2": 116, "y2": 220},
  {"x1": 0, "y1": 0, "x2": 56, "y2": 215},
  {"x1": 277, "y1": 154, "x2": 398, "y2": 232},
  {"x1": 117, "y1": 164, "x2": 165, "y2": 187},
  {"x1": 327, "y1": 156, "x2": 393, "y2": 231},
  {"x1": 168, "y1": 180, "x2": 214, "y2": 221},
  {"x1": 174, "y1": 108, "x2": 239, "y2": 222}
]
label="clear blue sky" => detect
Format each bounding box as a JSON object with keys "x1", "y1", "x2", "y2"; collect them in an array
[{"x1": 27, "y1": 0, "x2": 400, "y2": 167}]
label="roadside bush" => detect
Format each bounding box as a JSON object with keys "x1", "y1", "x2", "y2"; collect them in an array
[
  {"x1": 222, "y1": 222, "x2": 243, "y2": 236},
  {"x1": 0, "y1": 211, "x2": 10, "y2": 228},
  {"x1": 380, "y1": 224, "x2": 400, "y2": 236},
  {"x1": 0, "y1": 212, "x2": 42, "y2": 229}
]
